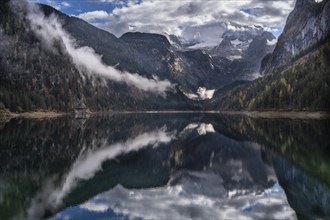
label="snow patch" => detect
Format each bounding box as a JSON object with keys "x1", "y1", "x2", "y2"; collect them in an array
[
  {"x1": 188, "y1": 41, "x2": 220, "y2": 49},
  {"x1": 183, "y1": 87, "x2": 215, "y2": 100},
  {"x1": 181, "y1": 123, "x2": 215, "y2": 136},
  {"x1": 231, "y1": 39, "x2": 243, "y2": 46},
  {"x1": 197, "y1": 123, "x2": 215, "y2": 135},
  {"x1": 267, "y1": 38, "x2": 277, "y2": 46},
  {"x1": 197, "y1": 87, "x2": 215, "y2": 100},
  {"x1": 228, "y1": 55, "x2": 242, "y2": 60}
]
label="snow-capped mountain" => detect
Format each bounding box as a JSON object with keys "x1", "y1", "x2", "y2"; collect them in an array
[
  {"x1": 165, "y1": 23, "x2": 276, "y2": 81},
  {"x1": 210, "y1": 26, "x2": 276, "y2": 60}
]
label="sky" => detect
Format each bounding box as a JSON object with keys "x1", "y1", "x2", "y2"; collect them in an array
[{"x1": 28, "y1": 0, "x2": 296, "y2": 46}]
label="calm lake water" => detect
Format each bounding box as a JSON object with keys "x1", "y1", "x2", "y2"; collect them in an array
[{"x1": 0, "y1": 114, "x2": 330, "y2": 219}]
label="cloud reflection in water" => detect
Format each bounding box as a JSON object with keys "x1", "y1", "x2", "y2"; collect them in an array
[
  {"x1": 27, "y1": 128, "x2": 175, "y2": 219},
  {"x1": 54, "y1": 173, "x2": 296, "y2": 220}
]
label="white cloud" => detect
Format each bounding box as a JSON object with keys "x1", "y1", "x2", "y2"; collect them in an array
[
  {"x1": 45, "y1": 0, "x2": 61, "y2": 10},
  {"x1": 76, "y1": 0, "x2": 295, "y2": 45},
  {"x1": 77, "y1": 10, "x2": 110, "y2": 21},
  {"x1": 25, "y1": 4, "x2": 173, "y2": 94},
  {"x1": 61, "y1": 1, "x2": 70, "y2": 8},
  {"x1": 80, "y1": 202, "x2": 109, "y2": 213}
]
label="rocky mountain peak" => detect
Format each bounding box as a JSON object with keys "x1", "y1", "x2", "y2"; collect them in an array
[
  {"x1": 263, "y1": 0, "x2": 330, "y2": 73},
  {"x1": 244, "y1": 31, "x2": 276, "y2": 67}
]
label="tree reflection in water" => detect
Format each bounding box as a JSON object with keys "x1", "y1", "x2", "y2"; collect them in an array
[{"x1": 0, "y1": 114, "x2": 329, "y2": 219}]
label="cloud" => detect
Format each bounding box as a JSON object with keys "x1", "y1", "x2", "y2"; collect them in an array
[
  {"x1": 54, "y1": 128, "x2": 174, "y2": 205},
  {"x1": 89, "y1": 0, "x2": 135, "y2": 7},
  {"x1": 87, "y1": 182, "x2": 295, "y2": 219},
  {"x1": 28, "y1": 0, "x2": 69, "y2": 10},
  {"x1": 22, "y1": 2, "x2": 173, "y2": 94},
  {"x1": 77, "y1": 10, "x2": 110, "y2": 21},
  {"x1": 90, "y1": 0, "x2": 116, "y2": 2},
  {"x1": 76, "y1": 0, "x2": 295, "y2": 46},
  {"x1": 61, "y1": 1, "x2": 70, "y2": 8},
  {"x1": 27, "y1": 128, "x2": 175, "y2": 218}
]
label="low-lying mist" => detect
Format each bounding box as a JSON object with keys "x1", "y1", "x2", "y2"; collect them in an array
[{"x1": 13, "y1": 0, "x2": 174, "y2": 94}]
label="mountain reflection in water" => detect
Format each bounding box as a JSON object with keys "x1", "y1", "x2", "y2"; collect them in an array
[{"x1": 0, "y1": 114, "x2": 329, "y2": 219}]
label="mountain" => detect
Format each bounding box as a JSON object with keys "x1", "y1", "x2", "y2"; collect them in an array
[
  {"x1": 262, "y1": 0, "x2": 330, "y2": 73},
  {"x1": 212, "y1": 0, "x2": 330, "y2": 111},
  {"x1": 212, "y1": 25, "x2": 265, "y2": 59},
  {"x1": 47, "y1": 6, "x2": 244, "y2": 93},
  {"x1": 2, "y1": 1, "x2": 267, "y2": 114},
  {"x1": 168, "y1": 24, "x2": 276, "y2": 81},
  {"x1": 62, "y1": 18, "x2": 240, "y2": 93},
  {"x1": 1, "y1": 1, "x2": 278, "y2": 113},
  {"x1": 1, "y1": 0, "x2": 328, "y2": 113},
  {"x1": 0, "y1": 2, "x2": 198, "y2": 113},
  {"x1": 211, "y1": 28, "x2": 276, "y2": 81}
]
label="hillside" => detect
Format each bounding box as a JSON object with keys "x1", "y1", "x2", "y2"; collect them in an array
[
  {"x1": 214, "y1": 0, "x2": 330, "y2": 111},
  {"x1": 37, "y1": 4, "x2": 238, "y2": 93},
  {"x1": 263, "y1": 0, "x2": 330, "y2": 73},
  {"x1": 0, "y1": 2, "x2": 192, "y2": 112},
  {"x1": 0, "y1": 1, "x2": 266, "y2": 113},
  {"x1": 0, "y1": 0, "x2": 329, "y2": 113},
  {"x1": 214, "y1": 40, "x2": 330, "y2": 110}
]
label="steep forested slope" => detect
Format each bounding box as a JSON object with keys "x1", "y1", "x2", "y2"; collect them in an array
[
  {"x1": 214, "y1": 0, "x2": 330, "y2": 111},
  {"x1": 0, "y1": 2, "x2": 192, "y2": 112},
  {"x1": 215, "y1": 41, "x2": 330, "y2": 110}
]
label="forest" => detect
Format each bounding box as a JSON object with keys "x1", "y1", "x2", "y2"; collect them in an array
[{"x1": 216, "y1": 39, "x2": 330, "y2": 111}]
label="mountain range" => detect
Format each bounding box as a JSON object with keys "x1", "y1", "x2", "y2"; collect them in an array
[{"x1": 0, "y1": 0, "x2": 329, "y2": 113}]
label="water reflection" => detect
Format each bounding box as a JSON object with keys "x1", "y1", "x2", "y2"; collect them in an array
[
  {"x1": 27, "y1": 128, "x2": 175, "y2": 218},
  {"x1": 0, "y1": 114, "x2": 329, "y2": 219},
  {"x1": 64, "y1": 181, "x2": 294, "y2": 220}
]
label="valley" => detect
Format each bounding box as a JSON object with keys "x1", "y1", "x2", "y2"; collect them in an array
[{"x1": 0, "y1": 0, "x2": 329, "y2": 114}]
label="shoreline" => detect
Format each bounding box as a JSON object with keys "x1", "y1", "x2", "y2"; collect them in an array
[
  {"x1": 0, "y1": 110, "x2": 67, "y2": 120},
  {"x1": 112, "y1": 110, "x2": 330, "y2": 119},
  {"x1": 1, "y1": 109, "x2": 330, "y2": 120},
  {"x1": 221, "y1": 111, "x2": 330, "y2": 119}
]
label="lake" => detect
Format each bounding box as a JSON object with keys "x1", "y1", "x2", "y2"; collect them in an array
[{"x1": 1, "y1": 113, "x2": 330, "y2": 219}]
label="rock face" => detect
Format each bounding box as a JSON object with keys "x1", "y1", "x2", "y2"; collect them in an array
[
  {"x1": 60, "y1": 11, "x2": 234, "y2": 92},
  {"x1": 245, "y1": 32, "x2": 276, "y2": 67},
  {"x1": 214, "y1": 0, "x2": 330, "y2": 111},
  {"x1": 0, "y1": 2, "x2": 194, "y2": 112},
  {"x1": 212, "y1": 26, "x2": 265, "y2": 60},
  {"x1": 263, "y1": 0, "x2": 330, "y2": 73},
  {"x1": 210, "y1": 28, "x2": 276, "y2": 80},
  {"x1": 0, "y1": 1, "x2": 279, "y2": 114}
]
